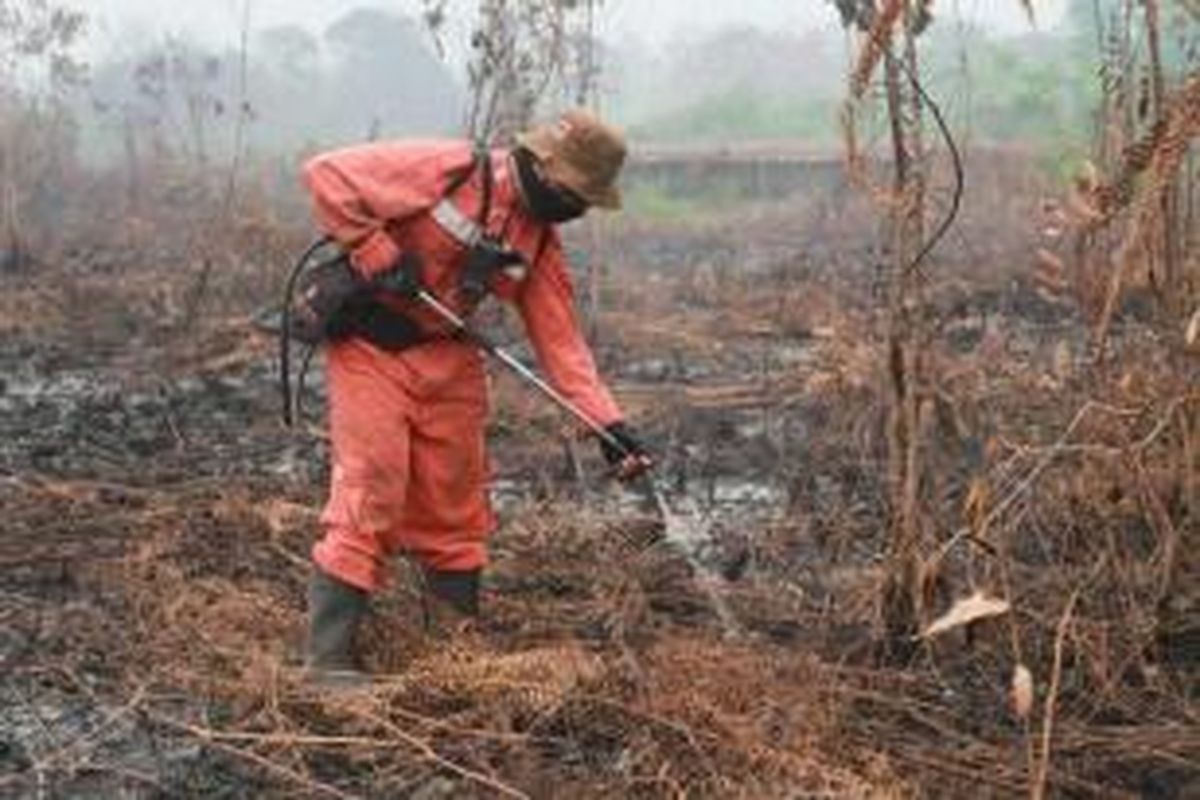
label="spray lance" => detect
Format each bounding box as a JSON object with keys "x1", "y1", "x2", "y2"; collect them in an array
[
  {"x1": 374, "y1": 259, "x2": 744, "y2": 635},
  {"x1": 278, "y1": 243, "x2": 650, "y2": 478},
  {"x1": 374, "y1": 258, "x2": 647, "y2": 476}
]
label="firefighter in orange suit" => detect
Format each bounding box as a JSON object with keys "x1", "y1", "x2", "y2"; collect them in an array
[{"x1": 300, "y1": 108, "x2": 652, "y2": 678}]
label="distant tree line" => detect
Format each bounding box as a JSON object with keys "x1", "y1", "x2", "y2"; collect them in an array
[
  {"x1": 62, "y1": 2, "x2": 1189, "y2": 166},
  {"x1": 83, "y1": 6, "x2": 462, "y2": 164}
]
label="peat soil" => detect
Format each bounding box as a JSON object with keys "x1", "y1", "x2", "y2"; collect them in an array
[{"x1": 1, "y1": 214, "x2": 1195, "y2": 798}]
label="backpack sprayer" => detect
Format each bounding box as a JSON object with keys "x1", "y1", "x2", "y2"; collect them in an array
[{"x1": 279, "y1": 238, "x2": 631, "y2": 463}]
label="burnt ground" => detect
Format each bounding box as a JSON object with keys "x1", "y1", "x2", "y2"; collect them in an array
[{"x1": 1, "y1": 185, "x2": 1197, "y2": 798}]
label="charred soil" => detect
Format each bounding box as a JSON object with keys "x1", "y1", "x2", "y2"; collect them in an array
[{"x1": 1, "y1": 172, "x2": 1197, "y2": 798}]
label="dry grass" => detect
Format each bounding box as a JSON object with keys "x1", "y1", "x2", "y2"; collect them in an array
[{"x1": 63, "y1": 491, "x2": 912, "y2": 799}]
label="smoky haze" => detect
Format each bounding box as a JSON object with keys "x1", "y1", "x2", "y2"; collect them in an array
[
  {"x1": 66, "y1": 0, "x2": 1072, "y2": 162},
  {"x1": 76, "y1": 1, "x2": 1065, "y2": 51}
]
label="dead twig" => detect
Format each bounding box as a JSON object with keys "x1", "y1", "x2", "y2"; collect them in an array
[
  {"x1": 345, "y1": 707, "x2": 531, "y2": 799},
  {"x1": 149, "y1": 715, "x2": 365, "y2": 800},
  {"x1": 1031, "y1": 572, "x2": 1090, "y2": 800},
  {"x1": 933, "y1": 397, "x2": 1188, "y2": 566}
]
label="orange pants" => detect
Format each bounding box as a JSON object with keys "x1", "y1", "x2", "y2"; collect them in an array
[{"x1": 312, "y1": 338, "x2": 493, "y2": 593}]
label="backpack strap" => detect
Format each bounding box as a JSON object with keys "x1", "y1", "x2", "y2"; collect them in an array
[
  {"x1": 531, "y1": 226, "x2": 552, "y2": 270},
  {"x1": 440, "y1": 149, "x2": 480, "y2": 198},
  {"x1": 440, "y1": 144, "x2": 492, "y2": 223},
  {"x1": 476, "y1": 143, "x2": 493, "y2": 228}
]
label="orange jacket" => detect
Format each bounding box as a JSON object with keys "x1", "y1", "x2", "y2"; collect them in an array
[{"x1": 301, "y1": 140, "x2": 622, "y2": 428}]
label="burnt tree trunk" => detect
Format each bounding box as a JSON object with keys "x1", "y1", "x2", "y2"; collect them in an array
[{"x1": 880, "y1": 5, "x2": 931, "y2": 661}]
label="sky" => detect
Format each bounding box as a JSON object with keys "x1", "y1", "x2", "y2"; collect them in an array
[{"x1": 73, "y1": 0, "x2": 1068, "y2": 60}]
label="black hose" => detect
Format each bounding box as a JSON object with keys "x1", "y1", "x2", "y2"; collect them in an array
[
  {"x1": 875, "y1": 45, "x2": 965, "y2": 282},
  {"x1": 294, "y1": 341, "x2": 318, "y2": 426},
  {"x1": 885, "y1": 49, "x2": 965, "y2": 281},
  {"x1": 281, "y1": 236, "x2": 331, "y2": 427}
]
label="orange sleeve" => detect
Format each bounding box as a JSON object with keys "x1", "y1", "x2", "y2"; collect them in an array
[
  {"x1": 514, "y1": 238, "x2": 623, "y2": 428},
  {"x1": 301, "y1": 140, "x2": 471, "y2": 278}
]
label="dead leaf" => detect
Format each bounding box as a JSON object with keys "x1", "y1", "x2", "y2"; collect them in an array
[
  {"x1": 1011, "y1": 664, "x2": 1034, "y2": 720},
  {"x1": 1052, "y1": 341, "x2": 1073, "y2": 378},
  {"x1": 1186, "y1": 306, "x2": 1200, "y2": 349},
  {"x1": 259, "y1": 498, "x2": 318, "y2": 536},
  {"x1": 920, "y1": 590, "x2": 1011, "y2": 638},
  {"x1": 960, "y1": 479, "x2": 988, "y2": 534},
  {"x1": 1077, "y1": 159, "x2": 1101, "y2": 191}
]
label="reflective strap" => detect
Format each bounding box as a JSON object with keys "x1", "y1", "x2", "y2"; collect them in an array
[
  {"x1": 429, "y1": 198, "x2": 529, "y2": 286},
  {"x1": 431, "y1": 199, "x2": 481, "y2": 247}
]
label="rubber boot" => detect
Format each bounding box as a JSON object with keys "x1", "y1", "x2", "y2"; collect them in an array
[
  {"x1": 422, "y1": 568, "x2": 481, "y2": 642},
  {"x1": 425, "y1": 569, "x2": 480, "y2": 616},
  {"x1": 305, "y1": 569, "x2": 370, "y2": 687}
]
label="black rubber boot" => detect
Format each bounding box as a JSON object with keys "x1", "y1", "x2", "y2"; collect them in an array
[
  {"x1": 305, "y1": 569, "x2": 370, "y2": 685},
  {"x1": 421, "y1": 569, "x2": 481, "y2": 640},
  {"x1": 424, "y1": 569, "x2": 481, "y2": 617}
]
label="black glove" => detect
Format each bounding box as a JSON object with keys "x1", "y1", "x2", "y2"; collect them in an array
[
  {"x1": 599, "y1": 422, "x2": 652, "y2": 479},
  {"x1": 460, "y1": 236, "x2": 525, "y2": 303},
  {"x1": 373, "y1": 251, "x2": 424, "y2": 298}
]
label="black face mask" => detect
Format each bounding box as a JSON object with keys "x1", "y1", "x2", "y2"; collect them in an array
[{"x1": 512, "y1": 146, "x2": 588, "y2": 224}]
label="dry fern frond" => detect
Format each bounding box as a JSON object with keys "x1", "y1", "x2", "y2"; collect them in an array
[
  {"x1": 850, "y1": 0, "x2": 903, "y2": 99},
  {"x1": 1093, "y1": 76, "x2": 1200, "y2": 344},
  {"x1": 387, "y1": 645, "x2": 602, "y2": 718},
  {"x1": 1082, "y1": 76, "x2": 1199, "y2": 229}
]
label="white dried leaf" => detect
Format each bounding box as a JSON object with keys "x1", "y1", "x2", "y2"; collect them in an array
[
  {"x1": 1052, "y1": 341, "x2": 1073, "y2": 378},
  {"x1": 920, "y1": 590, "x2": 1011, "y2": 639},
  {"x1": 1011, "y1": 664, "x2": 1034, "y2": 720},
  {"x1": 1186, "y1": 307, "x2": 1200, "y2": 349}
]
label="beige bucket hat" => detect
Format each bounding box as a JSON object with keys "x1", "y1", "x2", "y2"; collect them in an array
[{"x1": 516, "y1": 108, "x2": 627, "y2": 209}]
